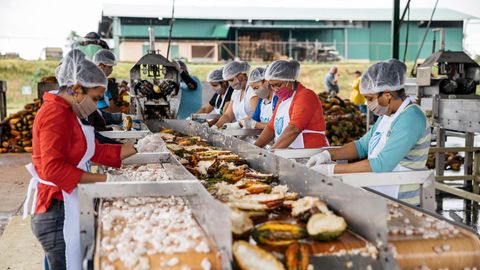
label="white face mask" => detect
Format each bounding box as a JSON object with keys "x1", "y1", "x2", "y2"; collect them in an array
[
  {"x1": 229, "y1": 76, "x2": 243, "y2": 90},
  {"x1": 367, "y1": 98, "x2": 389, "y2": 116}
]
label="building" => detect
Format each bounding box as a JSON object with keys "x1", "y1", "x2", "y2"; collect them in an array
[{"x1": 98, "y1": 4, "x2": 476, "y2": 62}]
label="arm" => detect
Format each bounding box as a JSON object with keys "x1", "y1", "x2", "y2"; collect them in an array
[
  {"x1": 334, "y1": 159, "x2": 372, "y2": 174},
  {"x1": 328, "y1": 142, "x2": 361, "y2": 161},
  {"x1": 197, "y1": 104, "x2": 214, "y2": 114},
  {"x1": 255, "y1": 126, "x2": 275, "y2": 148},
  {"x1": 91, "y1": 142, "x2": 136, "y2": 168},
  {"x1": 271, "y1": 124, "x2": 302, "y2": 149},
  {"x1": 254, "y1": 122, "x2": 268, "y2": 129},
  {"x1": 180, "y1": 72, "x2": 198, "y2": 90},
  {"x1": 247, "y1": 95, "x2": 259, "y2": 117},
  {"x1": 215, "y1": 101, "x2": 235, "y2": 128}
]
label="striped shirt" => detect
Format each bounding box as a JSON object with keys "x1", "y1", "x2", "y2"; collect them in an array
[{"x1": 355, "y1": 104, "x2": 431, "y2": 204}]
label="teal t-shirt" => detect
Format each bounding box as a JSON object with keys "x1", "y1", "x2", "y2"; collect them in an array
[
  {"x1": 354, "y1": 105, "x2": 428, "y2": 172},
  {"x1": 177, "y1": 76, "x2": 202, "y2": 119}
]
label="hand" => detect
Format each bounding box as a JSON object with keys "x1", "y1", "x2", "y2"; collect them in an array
[
  {"x1": 202, "y1": 122, "x2": 210, "y2": 127},
  {"x1": 111, "y1": 125, "x2": 122, "y2": 131},
  {"x1": 186, "y1": 117, "x2": 192, "y2": 121},
  {"x1": 311, "y1": 164, "x2": 335, "y2": 176},
  {"x1": 306, "y1": 151, "x2": 332, "y2": 168},
  {"x1": 106, "y1": 173, "x2": 130, "y2": 182},
  {"x1": 211, "y1": 125, "x2": 219, "y2": 131},
  {"x1": 240, "y1": 118, "x2": 256, "y2": 129},
  {"x1": 223, "y1": 122, "x2": 241, "y2": 130}
]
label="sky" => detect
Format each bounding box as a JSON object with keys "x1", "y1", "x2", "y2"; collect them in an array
[{"x1": 0, "y1": 0, "x2": 479, "y2": 60}]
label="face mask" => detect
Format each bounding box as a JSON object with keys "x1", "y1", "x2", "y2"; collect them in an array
[
  {"x1": 212, "y1": 86, "x2": 225, "y2": 95},
  {"x1": 255, "y1": 86, "x2": 269, "y2": 99},
  {"x1": 230, "y1": 77, "x2": 242, "y2": 90},
  {"x1": 367, "y1": 98, "x2": 389, "y2": 116},
  {"x1": 72, "y1": 95, "x2": 98, "y2": 119},
  {"x1": 274, "y1": 83, "x2": 293, "y2": 100}
]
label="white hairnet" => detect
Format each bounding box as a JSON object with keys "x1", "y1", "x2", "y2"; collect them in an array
[
  {"x1": 222, "y1": 61, "x2": 250, "y2": 80},
  {"x1": 249, "y1": 67, "x2": 266, "y2": 83},
  {"x1": 57, "y1": 49, "x2": 86, "y2": 87},
  {"x1": 75, "y1": 59, "x2": 107, "y2": 89},
  {"x1": 93, "y1": 49, "x2": 117, "y2": 66},
  {"x1": 360, "y1": 59, "x2": 407, "y2": 94},
  {"x1": 207, "y1": 67, "x2": 224, "y2": 82},
  {"x1": 265, "y1": 60, "x2": 300, "y2": 81}
]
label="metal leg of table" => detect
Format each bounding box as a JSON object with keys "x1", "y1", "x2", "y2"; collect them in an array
[
  {"x1": 464, "y1": 132, "x2": 474, "y2": 225},
  {"x1": 435, "y1": 128, "x2": 446, "y2": 212}
]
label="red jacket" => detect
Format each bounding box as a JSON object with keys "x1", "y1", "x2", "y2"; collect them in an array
[{"x1": 32, "y1": 93, "x2": 122, "y2": 213}]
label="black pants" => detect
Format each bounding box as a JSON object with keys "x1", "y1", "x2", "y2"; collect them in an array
[{"x1": 31, "y1": 199, "x2": 66, "y2": 270}]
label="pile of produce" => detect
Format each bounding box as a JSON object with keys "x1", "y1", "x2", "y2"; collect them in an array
[
  {"x1": 156, "y1": 129, "x2": 376, "y2": 270},
  {"x1": 318, "y1": 92, "x2": 366, "y2": 146},
  {"x1": 0, "y1": 99, "x2": 41, "y2": 153},
  {"x1": 426, "y1": 151, "x2": 464, "y2": 171}
]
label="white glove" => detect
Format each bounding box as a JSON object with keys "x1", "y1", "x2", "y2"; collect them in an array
[
  {"x1": 306, "y1": 151, "x2": 332, "y2": 168},
  {"x1": 186, "y1": 117, "x2": 191, "y2": 121},
  {"x1": 311, "y1": 164, "x2": 335, "y2": 176},
  {"x1": 223, "y1": 122, "x2": 241, "y2": 130},
  {"x1": 106, "y1": 173, "x2": 130, "y2": 182},
  {"x1": 211, "y1": 125, "x2": 219, "y2": 131},
  {"x1": 111, "y1": 125, "x2": 122, "y2": 131},
  {"x1": 240, "y1": 118, "x2": 256, "y2": 129}
]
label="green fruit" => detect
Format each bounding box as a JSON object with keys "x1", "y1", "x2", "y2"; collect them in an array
[
  {"x1": 252, "y1": 221, "x2": 308, "y2": 246},
  {"x1": 307, "y1": 213, "x2": 347, "y2": 241}
]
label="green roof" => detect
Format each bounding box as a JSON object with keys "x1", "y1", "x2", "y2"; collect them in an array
[{"x1": 120, "y1": 19, "x2": 230, "y2": 39}]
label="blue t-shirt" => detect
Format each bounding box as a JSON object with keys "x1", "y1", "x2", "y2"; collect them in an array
[
  {"x1": 97, "y1": 90, "x2": 112, "y2": 110},
  {"x1": 324, "y1": 72, "x2": 339, "y2": 93},
  {"x1": 252, "y1": 96, "x2": 279, "y2": 122},
  {"x1": 177, "y1": 76, "x2": 202, "y2": 119},
  {"x1": 354, "y1": 105, "x2": 428, "y2": 172}
]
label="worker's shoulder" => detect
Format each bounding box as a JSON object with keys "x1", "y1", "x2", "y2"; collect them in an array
[
  {"x1": 296, "y1": 84, "x2": 319, "y2": 99},
  {"x1": 396, "y1": 104, "x2": 427, "y2": 126}
]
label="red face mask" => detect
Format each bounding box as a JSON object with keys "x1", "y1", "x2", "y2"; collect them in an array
[{"x1": 274, "y1": 83, "x2": 293, "y2": 100}]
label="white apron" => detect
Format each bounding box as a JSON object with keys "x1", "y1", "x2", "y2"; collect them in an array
[
  {"x1": 368, "y1": 97, "x2": 412, "y2": 198},
  {"x1": 273, "y1": 91, "x2": 327, "y2": 149},
  {"x1": 259, "y1": 98, "x2": 275, "y2": 123},
  {"x1": 23, "y1": 117, "x2": 95, "y2": 270},
  {"x1": 212, "y1": 92, "x2": 227, "y2": 115},
  {"x1": 232, "y1": 87, "x2": 255, "y2": 121}
]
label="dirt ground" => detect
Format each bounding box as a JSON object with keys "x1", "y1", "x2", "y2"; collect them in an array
[{"x1": 0, "y1": 153, "x2": 43, "y2": 269}]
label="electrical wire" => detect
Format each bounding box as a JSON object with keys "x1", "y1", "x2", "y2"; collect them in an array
[
  {"x1": 410, "y1": 0, "x2": 440, "y2": 77},
  {"x1": 402, "y1": 4, "x2": 410, "y2": 63},
  {"x1": 166, "y1": 0, "x2": 176, "y2": 59}
]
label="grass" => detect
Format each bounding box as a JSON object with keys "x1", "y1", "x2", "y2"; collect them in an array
[{"x1": 0, "y1": 59, "x2": 416, "y2": 115}]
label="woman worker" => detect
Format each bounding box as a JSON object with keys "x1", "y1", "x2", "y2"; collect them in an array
[
  {"x1": 24, "y1": 57, "x2": 137, "y2": 270},
  {"x1": 254, "y1": 60, "x2": 329, "y2": 149},
  {"x1": 306, "y1": 59, "x2": 431, "y2": 204},
  {"x1": 240, "y1": 67, "x2": 278, "y2": 129},
  {"x1": 196, "y1": 67, "x2": 234, "y2": 116},
  {"x1": 213, "y1": 61, "x2": 258, "y2": 130}
]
